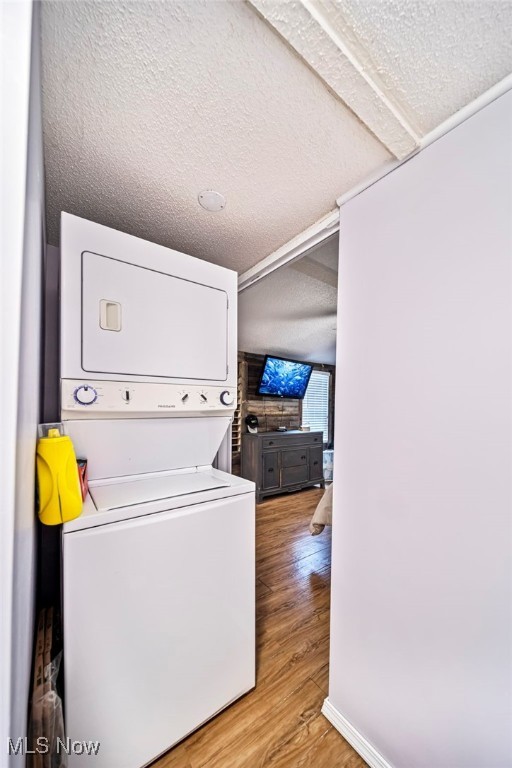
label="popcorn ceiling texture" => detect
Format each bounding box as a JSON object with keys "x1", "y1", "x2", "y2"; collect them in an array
[
  {"x1": 41, "y1": 0, "x2": 512, "y2": 342},
  {"x1": 317, "y1": 0, "x2": 512, "y2": 135},
  {"x1": 41, "y1": 0, "x2": 390, "y2": 273},
  {"x1": 249, "y1": 0, "x2": 420, "y2": 159}
]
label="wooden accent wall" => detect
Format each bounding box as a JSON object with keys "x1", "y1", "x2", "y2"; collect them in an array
[{"x1": 232, "y1": 351, "x2": 335, "y2": 476}]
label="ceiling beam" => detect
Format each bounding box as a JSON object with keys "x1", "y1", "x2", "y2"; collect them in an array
[
  {"x1": 247, "y1": 0, "x2": 419, "y2": 160},
  {"x1": 290, "y1": 254, "x2": 338, "y2": 288}
]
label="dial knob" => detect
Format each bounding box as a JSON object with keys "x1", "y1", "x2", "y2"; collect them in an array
[
  {"x1": 220, "y1": 390, "x2": 234, "y2": 406},
  {"x1": 74, "y1": 385, "x2": 98, "y2": 406}
]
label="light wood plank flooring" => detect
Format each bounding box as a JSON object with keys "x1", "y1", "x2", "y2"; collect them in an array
[{"x1": 153, "y1": 487, "x2": 367, "y2": 768}]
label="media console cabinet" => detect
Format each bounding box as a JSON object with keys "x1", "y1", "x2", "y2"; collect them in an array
[{"x1": 241, "y1": 430, "x2": 325, "y2": 503}]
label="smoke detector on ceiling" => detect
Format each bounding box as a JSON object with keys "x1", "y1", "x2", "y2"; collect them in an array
[{"x1": 198, "y1": 190, "x2": 226, "y2": 212}]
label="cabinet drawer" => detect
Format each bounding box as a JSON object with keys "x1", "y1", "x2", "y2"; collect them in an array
[
  {"x1": 261, "y1": 436, "x2": 299, "y2": 449},
  {"x1": 262, "y1": 452, "x2": 280, "y2": 489},
  {"x1": 261, "y1": 432, "x2": 322, "y2": 450},
  {"x1": 293, "y1": 432, "x2": 322, "y2": 445},
  {"x1": 281, "y1": 449, "x2": 308, "y2": 468},
  {"x1": 281, "y1": 465, "x2": 308, "y2": 486},
  {"x1": 309, "y1": 446, "x2": 323, "y2": 481}
]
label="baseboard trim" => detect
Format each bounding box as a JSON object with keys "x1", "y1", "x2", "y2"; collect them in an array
[{"x1": 321, "y1": 698, "x2": 393, "y2": 768}]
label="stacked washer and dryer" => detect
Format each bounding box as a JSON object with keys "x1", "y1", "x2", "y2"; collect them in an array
[{"x1": 59, "y1": 213, "x2": 255, "y2": 767}]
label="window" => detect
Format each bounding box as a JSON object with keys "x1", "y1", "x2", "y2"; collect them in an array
[{"x1": 302, "y1": 370, "x2": 330, "y2": 444}]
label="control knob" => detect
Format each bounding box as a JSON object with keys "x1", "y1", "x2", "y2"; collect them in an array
[
  {"x1": 74, "y1": 385, "x2": 98, "y2": 406},
  {"x1": 220, "y1": 390, "x2": 234, "y2": 406}
]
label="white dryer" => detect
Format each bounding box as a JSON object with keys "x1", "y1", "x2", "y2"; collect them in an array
[{"x1": 59, "y1": 214, "x2": 255, "y2": 768}]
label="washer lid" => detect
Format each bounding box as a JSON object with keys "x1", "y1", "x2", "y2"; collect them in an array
[
  {"x1": 63, "y1": 468, "x2": 255, "y2": 533},
  {"x1": 90, "y1": 470, "x2": 230, "y2": 512}
]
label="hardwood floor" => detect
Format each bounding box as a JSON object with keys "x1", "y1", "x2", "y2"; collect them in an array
[{"x1": 153, "y1": 487, "x2": 367, "y2": 768}]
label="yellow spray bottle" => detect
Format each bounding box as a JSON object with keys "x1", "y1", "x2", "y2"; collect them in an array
[{"x1": 36, "y1": 424, "x2": 83, "y2": 525}]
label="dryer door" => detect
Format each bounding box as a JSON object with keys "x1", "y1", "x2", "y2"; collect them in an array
[{"x1": 81, "y1": 252, "x2": 228, "y2": 381}]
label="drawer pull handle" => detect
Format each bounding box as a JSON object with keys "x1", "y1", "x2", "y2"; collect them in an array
[
  {"x1": 268, "y1": 468, "x2": 274, "y2": 473},
  {"x1": 269, "y1": 441, "x2": 274, "y2": 445},
  {"x1": 301, "y1": 455, "x2": 306, "y2": 460},
  {"x1": 314, "y1": 461, "x2": 318, "y2": 465},
  {"x1": 99, "y1": 299, "x2": 122, "y2": 331},
  {"x1": 314, "y1": 437, "x2": 319, "y2": 442}
]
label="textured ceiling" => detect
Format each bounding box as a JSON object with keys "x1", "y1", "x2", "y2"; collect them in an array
[
  {"x1": 315, "y1": 0, "x2": 512, "y2": 135},
  {"x1": 238, "y1": 235, "x2": 339, "y2": 364},
  {"x1": 249, "y1": 0, "x2": 420, "y2": 158},
  {"x1": 41, "y1": 0, "x2": 512, "y2": 364},
  {"x1": 41, "y1": 0, "x2": 389, "y2": 273},
  {"x1": 252, "y1": 1, "x2": 512, "y2": 147}
]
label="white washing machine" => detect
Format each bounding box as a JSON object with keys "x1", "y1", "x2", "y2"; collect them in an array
[{"x1": 59, "y1": 214, "x2": 255, "y2": 767}]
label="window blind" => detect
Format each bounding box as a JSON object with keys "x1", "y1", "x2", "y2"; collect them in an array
[{"x1": 302, "y1": 370, "x2": 330, "y2": 443}]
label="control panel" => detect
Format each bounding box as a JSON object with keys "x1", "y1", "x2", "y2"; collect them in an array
[{"x1": 61, "y1": 379, "x2": 236, "y2": 418}]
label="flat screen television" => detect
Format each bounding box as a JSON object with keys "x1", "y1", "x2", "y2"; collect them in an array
[{"x1": 256, "y1": 355, "x2": 313, "y2": 399}]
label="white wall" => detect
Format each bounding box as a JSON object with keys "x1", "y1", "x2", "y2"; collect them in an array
[
  {"x1": 328, "y1": 91, "x2": 512, "y2": 768},
  {"x1": 0, "y1": 2, "x2": 45, "y2": 761}
]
